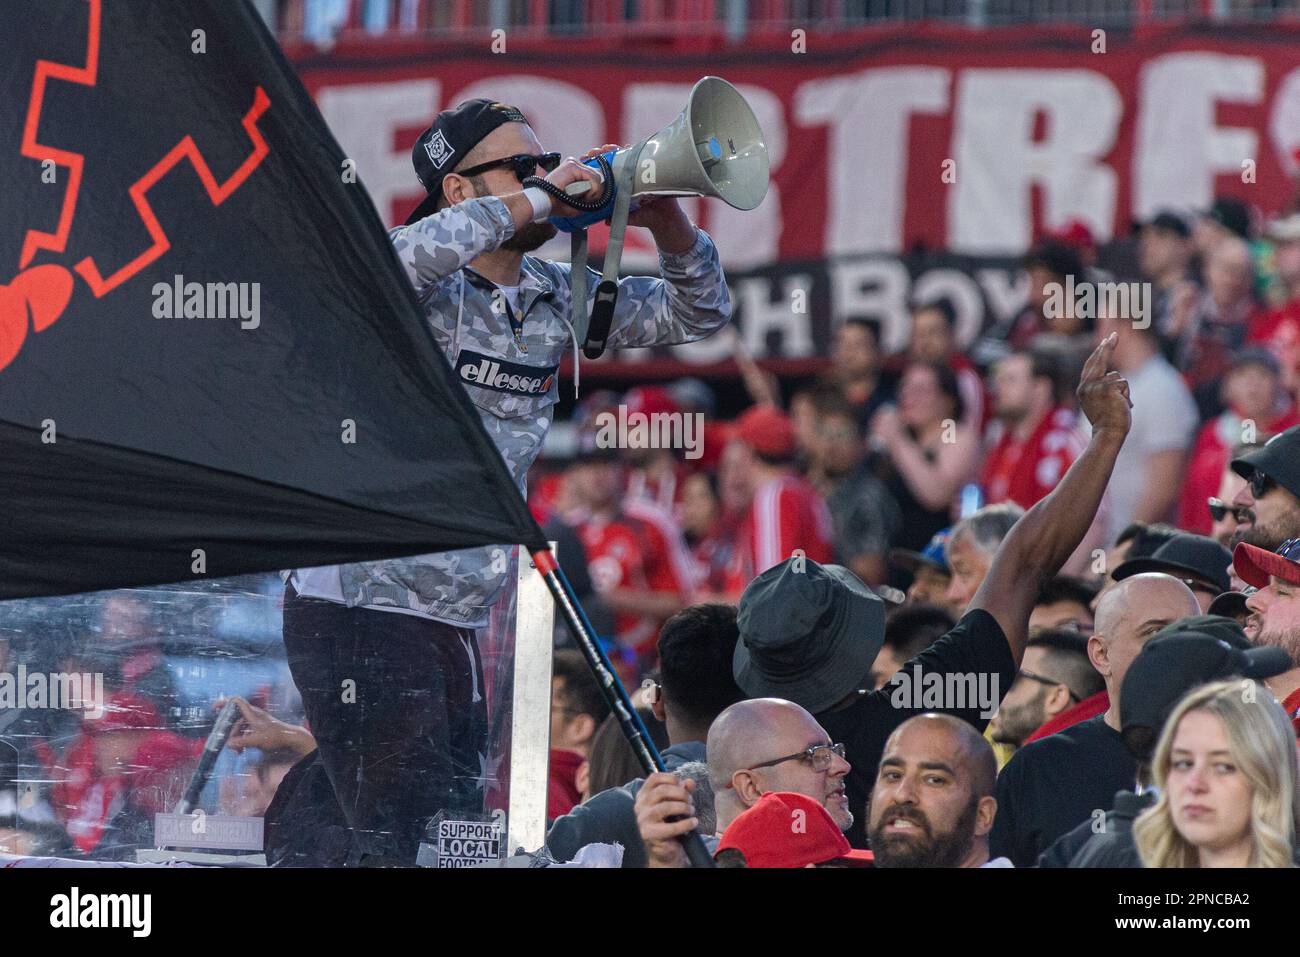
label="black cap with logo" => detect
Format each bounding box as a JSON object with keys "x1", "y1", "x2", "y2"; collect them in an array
[
  {"x1": 1231, "y1": 424, "x2": 1300, "y2": 500},
  {"x1": 405, "y1": 98, "x2": 530, "y2": 226}
]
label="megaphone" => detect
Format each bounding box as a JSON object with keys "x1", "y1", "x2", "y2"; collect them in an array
[
  {"x1": 533, "y1": 76, "x2": 769, "y2": 362},
  {"x1": 562, "y1": 75, "x2": 769, "y2": 218}
]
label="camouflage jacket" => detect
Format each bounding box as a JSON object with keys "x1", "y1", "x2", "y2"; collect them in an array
[{"x1": 328, "y1": 195, "x2": 731, "y2": 627}]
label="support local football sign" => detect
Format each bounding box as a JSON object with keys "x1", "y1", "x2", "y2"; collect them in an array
[{"x1": 290, "y1": 23, "x2": 1300, "y2": 372}]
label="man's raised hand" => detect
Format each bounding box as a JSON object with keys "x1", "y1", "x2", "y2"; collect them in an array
[{"x1": 1077, "y1": 332, "x2": 1132, "y2": 438}]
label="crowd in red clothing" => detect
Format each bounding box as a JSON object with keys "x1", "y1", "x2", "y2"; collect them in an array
[{"x1": 528, "y1": 199, "x2": 1300, "y2": 691}]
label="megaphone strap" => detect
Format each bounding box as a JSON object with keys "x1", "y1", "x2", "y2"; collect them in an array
[{"x1": 521, "y1": 154, "x2": 615, "y2": 213}]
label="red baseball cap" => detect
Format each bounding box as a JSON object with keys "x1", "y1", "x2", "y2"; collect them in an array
[
  {"x1": 1233, "y1": 540, "x2": 1300, "y2": 589},
  {"x1": 734, "y1": 405, "x2": 796, "y2": 460},
  {"x1": 715, "y1": 791, "x2": 872, "y2": 868},
  {"x1": 623, "y1": 386, "x2": 679, "y2": 419},
  {"x1": 1050, "y1": 218, "x2": 1096, "y2": 251}
]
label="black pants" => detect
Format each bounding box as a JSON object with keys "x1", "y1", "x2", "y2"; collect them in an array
[{"x1": 278, "y1": 584, "x2": 488, "y2": 866}]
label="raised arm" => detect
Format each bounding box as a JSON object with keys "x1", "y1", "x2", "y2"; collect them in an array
[
  {"x1": 970, "y1": 333, "x2": 1132, "y2": 662},
  {"x1": 387, "y1": 158, "x2": 606, "y2": 295}
]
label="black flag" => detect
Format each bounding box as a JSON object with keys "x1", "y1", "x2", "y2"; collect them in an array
[{"x1": 0, "y1": 0, "x2": 547, "y2": 599}]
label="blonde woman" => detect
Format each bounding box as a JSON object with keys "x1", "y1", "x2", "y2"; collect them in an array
[{"x1": 1134, "y1": 680, "x2": 1300, "y2": 868}]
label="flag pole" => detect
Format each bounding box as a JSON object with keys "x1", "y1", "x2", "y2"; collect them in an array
[{"x1": 531, "y1": 547, "x2": 715, "y2": 868}]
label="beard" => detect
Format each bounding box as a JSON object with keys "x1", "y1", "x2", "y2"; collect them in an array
[
  {"x1": 500, "y1": 220, "x2": 557, "y2": 252},
  {"x1": 1239, "y1": 504, "x2": 1300, "y2": 551},
  {"x1": 1255, "y1": 622, "x2": 1300, "y2": 663},
  {"x1": 868, "y1": 798, "x2": 978, "y2": 868},
  {"x1": 990, "y1": 691, "x2": 1046, "y2": 747}
]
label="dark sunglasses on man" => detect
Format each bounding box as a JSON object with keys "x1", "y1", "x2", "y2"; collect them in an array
[
  {"x1": 1207, "y1": 497, "x2": 1253, "y2": 524},
  {"x1": 456, "y1": 151, "x2": 562, "y2": 183},
  {"x1": 1249, "y1": 469, "x2": 1276, "y2": 500}
]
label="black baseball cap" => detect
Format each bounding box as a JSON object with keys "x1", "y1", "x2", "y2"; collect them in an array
[
  {"x1": 1206, "y1": 588, "x2": 1256, "y2": 620},
  {"x1": 1204, "y1": 196, "x2": 1252, "y2": 240},
  {"x1": 1111, "y1": 533, "x2": 1233, "y2": 595},
  {"x1": 1230, "y1": 345, "x2": 1282, "y2": 377},
  {"x1": 1152, "y1": 613, "x2": 1252, "y2": 651},
  {"x1": 1119, "y1": 632, "x2": 1291, "y2": 762},
  {"x1": 1231, "y1": 424, "x2": 1300, "y2": 500},
  {"x1": 405, "y1": 98, "x2": 531, "y2": 226},
  {"x1": 1141, "y1": 210, "x2": 1191, "y2": 239}
]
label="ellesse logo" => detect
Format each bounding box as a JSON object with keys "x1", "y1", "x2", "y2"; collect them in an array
[{"x1": 456, "y1": 349, "x2": 556, "y2": 397}]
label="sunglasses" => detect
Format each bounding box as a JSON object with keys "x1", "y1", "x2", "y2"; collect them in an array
[
  {"x1": 1249, "y1": 469, "x2": 1276, "y2": 500},
  {"x1": 1207, "y1": 497, "x2": 1253, "y2": 524},
  {"x1": 456, "y1": 152, "x2": 561, "y2": 182}
]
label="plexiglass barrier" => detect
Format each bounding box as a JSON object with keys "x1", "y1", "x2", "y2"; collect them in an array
[{"x1": 0, "y1": 550, "x2": 546, "y2": 867}]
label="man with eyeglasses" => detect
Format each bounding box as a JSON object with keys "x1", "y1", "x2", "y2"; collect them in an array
[
  {"x1": 1228, "y1": 425, "x2": 1300, "y2": 553},
  {"x1": 278, "y1": 98, "x2": 731, "y2": 866},
  {"x1": 634, "y1": 698, "x2": 851, "y2": 867},
  {"x1": 988, "y1": 628, "x2": 1102, "y2": 750}
]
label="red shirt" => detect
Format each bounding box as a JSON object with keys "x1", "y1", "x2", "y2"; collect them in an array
[
  {"x1": 981, "y1": 406, "x2": 1086, "y2": 510},
  {"x1": 625, "y1": 462, "x2": 691, "y2": 519},
  {"x1": 725, "y1": 475, "x2": 834, "y2": 593},
  {"x1": 577, "y1": 503, "x2": 693, "y2": 655},
  {"x1": 547, "y1": 748, "x2": 585, "y2": 820},
  {"x1": 1023, "y1": 690, "x2": 1109, "y2": 745},
  {"x1": 1284, "y1": 687, "x2": 1300, "y2": 738}
]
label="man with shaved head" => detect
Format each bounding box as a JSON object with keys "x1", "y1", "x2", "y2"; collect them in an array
[
  {"x1": 869, "y1": 714, "x2": 1007, "y2": 868},
  {"x1": 634, "y1": 698, "x2": 850, "y2": 867},
  {"x1": 991, "y1": 572, "x2": 1200, "y2": 866}
]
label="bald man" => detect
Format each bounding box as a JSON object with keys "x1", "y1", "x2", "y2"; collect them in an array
[
  {"x1": 635, "y1": 698, "x2": 851, "y2": 867},
  {"x1": 990, "y1": 573, "x2": 1199, "y2": 866},
  {"x1": 868, "y1": 714, "x2": 1007, "y2": 868}
]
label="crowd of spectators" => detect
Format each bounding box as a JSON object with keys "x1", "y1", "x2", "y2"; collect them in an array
[
  {"x1": 529, "y1": 196, "x2": 1300, "y2": 867},
  {"x1": 6, "y1": 196, "x2": 1300, "y2": 868}
]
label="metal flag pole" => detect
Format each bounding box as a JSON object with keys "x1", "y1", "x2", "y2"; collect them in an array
[{"x1": 530, "y1": 547, "x2": 715, "y2": 868}]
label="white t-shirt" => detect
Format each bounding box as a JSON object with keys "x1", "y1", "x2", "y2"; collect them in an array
[{"x1": 1102, "y1": 353, "x2": 1199, "y2": 543}]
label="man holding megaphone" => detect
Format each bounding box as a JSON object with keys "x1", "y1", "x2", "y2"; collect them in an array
[{"x1": 280, "y1": 90, "x2": 757, "y2": 865}]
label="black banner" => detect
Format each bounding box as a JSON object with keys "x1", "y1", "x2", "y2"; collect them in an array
[{"x1": 0, "y1": 0, "x2": 546, "y2": 599}]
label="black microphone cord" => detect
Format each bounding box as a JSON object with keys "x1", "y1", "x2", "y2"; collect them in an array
[{"x1": 521, "y1": 153, "x2": 615, "y2": 214}]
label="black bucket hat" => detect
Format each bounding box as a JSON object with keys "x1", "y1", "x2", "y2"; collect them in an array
[{"x1": 734, "y1": 558, "x2": 886, "y2": 715}]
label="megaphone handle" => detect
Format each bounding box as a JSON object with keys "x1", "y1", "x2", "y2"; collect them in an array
[{"x1": 583, "y1": 281, "x2": 619, "y2": 360}]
